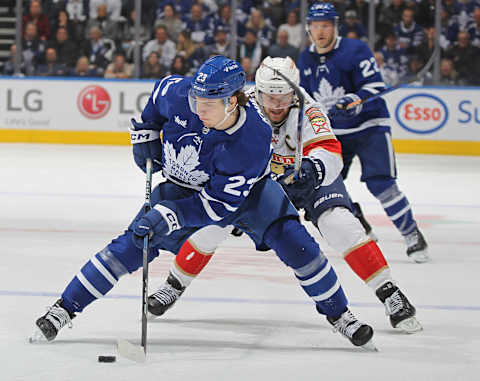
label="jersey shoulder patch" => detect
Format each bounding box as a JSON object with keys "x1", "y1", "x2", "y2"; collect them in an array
[{"x1": 305, "y1": 106, "x2": 331, "y2": 135}]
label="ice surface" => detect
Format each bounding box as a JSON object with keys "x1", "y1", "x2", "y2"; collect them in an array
[{"x1": 1, "y1": 143, "x2": 479, "y2": 381}]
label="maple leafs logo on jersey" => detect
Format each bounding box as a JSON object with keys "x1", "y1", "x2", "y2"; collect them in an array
[
  {"x1": 313, "y1": 78, "x2": 345, "y2": 110},
  {"x1": 163, "y1": 141, "x2": 209, "y2": 186}
]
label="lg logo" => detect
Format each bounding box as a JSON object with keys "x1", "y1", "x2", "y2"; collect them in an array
[{"x1": 77, "y1": 85, "x2": 111, "y2": 119}]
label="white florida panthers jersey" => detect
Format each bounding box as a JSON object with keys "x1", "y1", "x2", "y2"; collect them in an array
[{"x1": 247, "y1": 87, "x2": 343, "y2": 186}]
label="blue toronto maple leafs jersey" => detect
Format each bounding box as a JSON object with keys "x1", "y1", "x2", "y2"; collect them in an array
[
  {"x1": 298, "y1": 37, "x2": 391, "y2": 137},
  {"x1": 140, "y1": 75, "x2": 273, "y2": 228}
]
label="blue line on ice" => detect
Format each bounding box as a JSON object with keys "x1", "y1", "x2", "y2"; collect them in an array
[{"x1": 1, "y1": 290, "x2": 479, "y2": 311}]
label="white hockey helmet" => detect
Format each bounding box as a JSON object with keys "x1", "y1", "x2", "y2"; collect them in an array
[{"x1": 255, "y1": 56, "x2": 299, "y2": 109}]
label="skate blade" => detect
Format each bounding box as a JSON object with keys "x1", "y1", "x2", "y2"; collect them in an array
[
  {"x1": 147, "y1": 312, "x2": 161, "y2": 321},
  {"x1": 396, "y1": 317, "x2": 423, "y2": 334},
  {"x1": 361, "y1": 339, "x2": 379, "y2": 352},
  {"x1": 408, "y1": 249, "x2": 430, "y2": 263},
  {"x1": 28, "y1": 328, "x2": 48, "y2": 344},
  {"x1": 116, "y1": 339, "x2": 146, "y2": 363}
]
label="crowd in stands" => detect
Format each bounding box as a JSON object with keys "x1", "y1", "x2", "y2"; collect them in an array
[{"x1": 3, "y1": 0, "x2": 480, "y2": 86}]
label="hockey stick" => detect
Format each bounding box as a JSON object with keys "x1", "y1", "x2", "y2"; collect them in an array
[
  {"x1": 117, "y1": 158, "x2": 153, "y2": 363},
  {"x1": 263, "y1": 64, "x2": 305, "y2": 180},
  {"x1": 342, "y1": 46, "x2": 440, "y2": 110}
]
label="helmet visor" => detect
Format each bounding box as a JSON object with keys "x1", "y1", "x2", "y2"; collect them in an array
[
  {"x1": 258, "y1": 91, "x2": 295, "y2": 110},
  {"x1": 188, "y1": 88, "x2": 227, "y2": 115}
]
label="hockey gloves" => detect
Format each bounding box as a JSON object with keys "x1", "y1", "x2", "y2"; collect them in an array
[
  {"x1": 278, "y1": 157, "x2": 325, "y2": 209},
  {"x1": 132, "y1": 201, "x2": 183, "y2": 249},
  {"x1": 129, "y1": 118, "x2": 165, "y2": 173},
  {"x1": 328, "y1": 93, "x2": 363, "y2": 121}
]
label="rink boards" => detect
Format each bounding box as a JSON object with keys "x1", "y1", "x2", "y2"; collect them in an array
[{"x1": 0, "y1": 76, "x2": 479, "y2": 155}]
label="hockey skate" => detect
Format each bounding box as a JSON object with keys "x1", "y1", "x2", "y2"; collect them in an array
[
  {"x1": 29, "y1": 299, "x2": 75, "y2": 343},
  {"x1": 352, "y1": 202, "x2": 378, "y2": 242},
  {"x1": 147, "y1": 273, "x2": 185, "y2": 318},
  {"x1": 405, "y1": 228, "x2": 429, "y2": 263},
  {"x1": 376, "y1": 282, "x2": 422, "y2": 333},
  {"x1": 325, "y1": 308, "x2": 377, "y2": 351}
]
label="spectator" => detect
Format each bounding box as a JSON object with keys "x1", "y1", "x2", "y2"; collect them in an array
[
  {"x1": 467, "y1": 7, "x2": 480, "y2": 48},
  {"x1": 155, "y1": 4, "x2": 183, "y2": 43},
  {"x1": 380, "y1": 33, "x2": 409, "y2": 78},
  {"x1": 212, "y1": 4, "x2": 246, "y2": 42},
  {"x1": 2, "y1": 44, "x2": 25, "y2": 76},
  {"x1": 445, "y1": 30, "x2": 480, "y2": 85},
  {"x1": 205, "y1": 27, "x2": 230, "y2": 57},
  {"x1": 374, "y1": 51, "x2": 399, "y2": 86},
  {"x1": 394, "y1": 8, "x2": 425, "y2": 51},
  {"x1": 142, "y1": 51, "x2": 166, "y2": 79},
  {"x1": 104, "y1": 52, "x2": 133, "y2": 78},
  {"x1": 414, "y1": 26, "x2": 436, "y2": 65},
  {"x1": 416, "y1": 0, "x2": 435, "y2": 28},
  {"x1": 48, "y1": 27, "x2": 78, "y2": 68},
  {"x1": 65, "y1": 0, "x2": 87, "y2": 22},
  {"x1": 81, "y1": 26, "x2": 116, "y2": 76},
  {"x1": 339, "y1": 10, "x2": 368, "y2": 43},
  {"x1": 237, "y1": 28, "x2": 266, "y2": 72},
  {"x1": 155, "y1": 0, "x2": 194, "y2": 20},
  {"x1": 22, "y1": 22, "x2": 46, "y2": 76},
  {"x1": 401, "y1": 54, "x2": 433, "y2": 85},
  {"x1": 439, "y1": 9, "x2": 460, "y2": 49},
  {"x1": 122, "y1": 0, "x2": 157, "y2": 28},
  {"x1": 176, "y1": 31, "x2": 198, "y2": 63},
  {"x1": 50, "y1": 10, "x2": 77, "y2": 43},
  {"x1": 246, "y1": 8, "x2": 276, "y2": 48},
  {"x1": 89, "y1": 0, "x2": 122, "y2": 21},
  {"x1": 379, "y1": 0, "x2": 406, "y2": 36},
  {"x1": 85, "y1": 3, "x2": 121, "y2": 42},
  {"x1": 70, "y1": 56, "x2": 99, "y2": 77},
  {"x1": 240, "y1": 56, "x2": 255, "y2": 82},
  {"x1": 35, "y1": 47, "x2": 68, "y2": 76},
  {"x1": 278, "y1": 10, "x2": 303, "y2": 49},
  {"x1": 182, "y1": 3, "x2": 214, "y2": 44},
  {"x1": 142, "y1": 25, "x2": 177, "y2": 68},
  {"x1": 120, "y1": 8, "x2": 152, "y2": 62},
  {"x1": 268, "y1": 29, "x2": 299, "y2": 61},
  {"x1": 22, "y1": 0, "x2": 50, "y2": 41},
  {"x1": 64, "y1": 0, "x2": 88, "y2": 43},
  {"x1": 169, "y1": 55, "x2": 190, "y2": 75},
  {"x1": 438, "y1": 58, "x2": 459, "y2": 85},
  {"x1": 346, "y1": 0, "x2": 373, "y2": 29}
]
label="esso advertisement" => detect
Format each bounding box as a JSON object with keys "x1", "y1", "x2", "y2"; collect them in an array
[
  {"x1": 385, "y1": 88, "x2": 480, "y2": 141},
  {"x1": 395, "y1": 93, "x2": 448, "y2": 134}
]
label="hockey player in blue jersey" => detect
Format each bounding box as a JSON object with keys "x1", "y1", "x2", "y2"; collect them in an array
[
  {"x1": 31, "y1": 56, "x2": 375, "y2": 349},
  {"x1": 298, "y1": 2, "x2": 429, "y2": 263}
]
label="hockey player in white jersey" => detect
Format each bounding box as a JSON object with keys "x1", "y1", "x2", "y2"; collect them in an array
[
  {"x1": 298, "y1": 2, "x2": 429, "y2": 263},
  {"x1": 147, "y1": 56, "x2": 422, "y2": 334}
]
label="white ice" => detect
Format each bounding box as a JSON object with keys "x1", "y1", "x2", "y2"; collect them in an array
[{"x1": 1, "y1": 143, "x2": 479, "y2": 381}]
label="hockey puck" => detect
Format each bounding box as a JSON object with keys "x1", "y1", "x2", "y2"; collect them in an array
[{"x1": 98, "y1": 355, "x2": 116, "y2": 363}]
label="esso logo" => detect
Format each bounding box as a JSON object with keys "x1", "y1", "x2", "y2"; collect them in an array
[
  {"x1": 77, "y1": 85, "x2": 111, "y2": 119},
  {"x1": 395, "y1": 93, "x2": 448, "y2": 134}
]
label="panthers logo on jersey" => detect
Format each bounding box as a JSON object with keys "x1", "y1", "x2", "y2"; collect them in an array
[{"x1": 306, "y1": 107, "x2": 330, "y2": 135}]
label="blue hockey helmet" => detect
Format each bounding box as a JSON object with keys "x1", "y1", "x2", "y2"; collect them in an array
[
  {"x1": 190, "y1": 55, "x2": 246, "y2": 99},
  {"x1": 306, "y1": 2, "x2": 339, "y2": 24}
]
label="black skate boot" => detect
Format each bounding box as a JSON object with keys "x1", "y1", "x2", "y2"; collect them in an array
[
  {"x1": 30, "y1": 299, "x2": 76, "y2": 342},
  {"x1": 325, "y1": 308, "x2": 377, "y2": 350},
  {"x1": 376, "y1": 282, "x2": 422, "y2": 333},
  {"x1": 405, "y1": 228, "x2": 429, "y2": 263},
  {"x1": 352, "y1": 202, "x2": 378, "y2": 242},
  {"x1": 147, "y1": 272, "x2": 185, "y2": 317}
]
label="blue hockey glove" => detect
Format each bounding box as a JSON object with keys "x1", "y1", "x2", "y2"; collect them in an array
[
  {"x1": 132, "y1": 201, "x2": 183, "y2": 249},
  {"x1": 278, "y1": 157, "x2": 325, "y2": 209},
  {"x1": 130, "y1": 118, "x2": 165, "y2": 173},
  {"x1": 327, "y1": 93, "x2": 363, "y2": 121}
]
